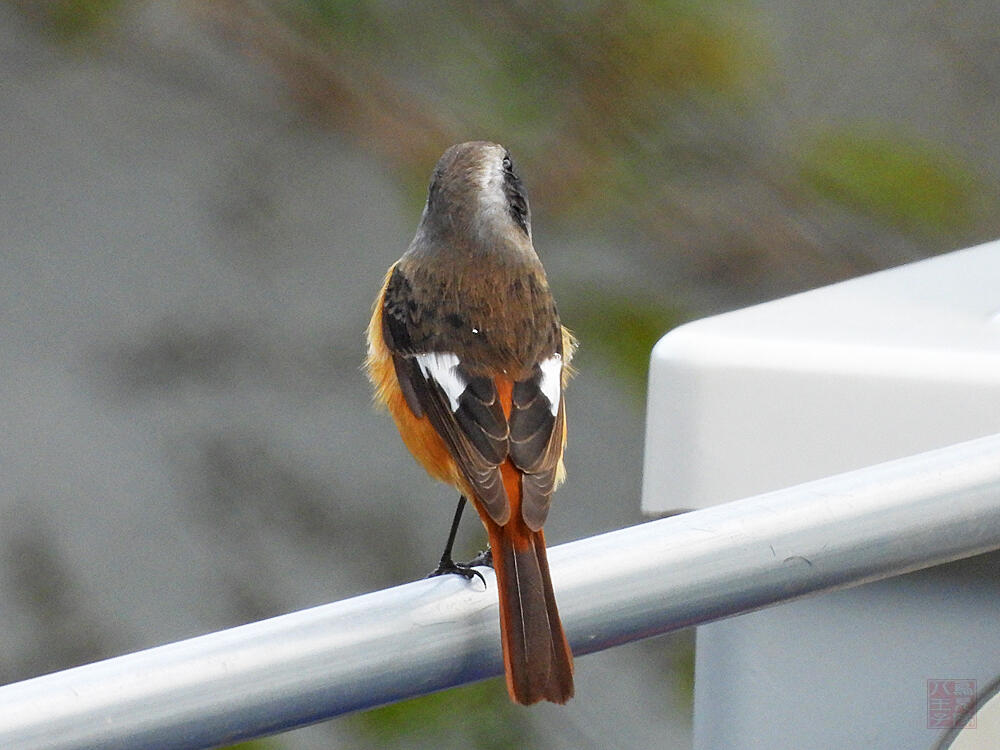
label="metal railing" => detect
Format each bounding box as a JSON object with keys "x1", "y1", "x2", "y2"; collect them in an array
[{"x1": 2, "y1": 433, "x2": 1000, "y2": 750}]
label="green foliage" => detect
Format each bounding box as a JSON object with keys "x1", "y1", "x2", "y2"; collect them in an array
[
  {"x1": 351, "y1": 679, "x2": 533, "y2": 749},
  {"x1": 800, "y1": 127, "x2": 979, "y2": 234},
  {"x1": 672, "y1": 637, "x2": 696, "y2": 707},
  {"x1": 291, "y1": 0, "x2": 379, "y2": 45},
  {"x1": 564, "y1": 288, "x2": 684, "y2": 402},
  {"x1": 271, "y1": 0, "x2": 767, "y2": 218},
  {"x1": 17, "y1": 0, "x2": 123, "y2": 38},
  {"x1": 221, "y1": 739, "x2": 280, "y2": 750}
]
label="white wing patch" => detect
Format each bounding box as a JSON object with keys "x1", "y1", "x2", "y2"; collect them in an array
[
  {"x1": 539, "y1": 354, "x2": 562, "y2": 416},
  {"x1": 416, "y1": 352, "x2": 465, "y2": 412}
]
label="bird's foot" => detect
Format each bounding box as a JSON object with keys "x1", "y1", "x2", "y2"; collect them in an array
[{"x1": 427, "y1": 556, "x2": 486, "y2": 587}]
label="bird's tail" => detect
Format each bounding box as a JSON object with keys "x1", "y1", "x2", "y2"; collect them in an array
[{"x1": 486, "y1": 518, "x2": 574, "y2": 705}]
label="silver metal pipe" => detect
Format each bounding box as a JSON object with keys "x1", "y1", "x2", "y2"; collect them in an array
[{"x1": 2, "y1": 433, "x2": 1000, "y2": 749}]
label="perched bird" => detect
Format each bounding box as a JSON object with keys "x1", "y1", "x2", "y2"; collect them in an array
[{"x1": 365, "y1": 141, "x2": 575, "y2": 705}]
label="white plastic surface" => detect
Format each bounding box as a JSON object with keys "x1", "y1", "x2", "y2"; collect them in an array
[
  {"x1": 693, "y1": 561, "x2": 1000, "y2": 750},
  {"x1": 939, "y1": 678, "x2": 1000, "y2": 750},
  {"x1": 643, "y1": 238, "x2": 1000, "y2": 514},
  {"x1": 641, "y1": 239, "x2": 1000, "y2": 750}
]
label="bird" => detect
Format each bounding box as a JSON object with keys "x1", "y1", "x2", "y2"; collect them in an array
[{"x1": 365, "y1": 141, "x2": 575, "y2": 705}]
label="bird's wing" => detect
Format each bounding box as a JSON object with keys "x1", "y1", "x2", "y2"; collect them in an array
[
  {"x1": 381, "y1": 264, "x2": 512, "y2": 524},
  {"x1": 508, "y1": 346, "x2": 567, "y2": 531}
]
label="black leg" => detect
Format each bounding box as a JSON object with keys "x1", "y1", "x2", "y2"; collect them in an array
[
  {"x1": 427, "y1": 495, "x2": 485, "y2": 585},
  {"x1": 438, "y1": 495, "x2": 467, "y2": 568}
]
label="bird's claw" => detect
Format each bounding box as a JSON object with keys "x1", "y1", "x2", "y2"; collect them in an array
[{"x1": 427, "y1": 557, "x2": 486, "y2": 587}]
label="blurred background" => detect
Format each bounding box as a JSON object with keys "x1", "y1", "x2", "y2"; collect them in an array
[{"x1": 1, "y1": 1, "x2": 998, "y2": 748}]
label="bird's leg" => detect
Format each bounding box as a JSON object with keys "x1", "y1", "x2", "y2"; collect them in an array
[{"x1": 427, "y1": 495, "x2": 485, "y2": 585}]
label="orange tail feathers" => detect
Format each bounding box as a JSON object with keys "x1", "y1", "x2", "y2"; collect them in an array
[{"x1": 486, "y1": 519, "x2": 574, "y2": 705}]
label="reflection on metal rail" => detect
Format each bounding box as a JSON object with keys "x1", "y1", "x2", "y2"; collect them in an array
[{"x1": 2, "y1": 433, "x2": 1000, "y2": 750}]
